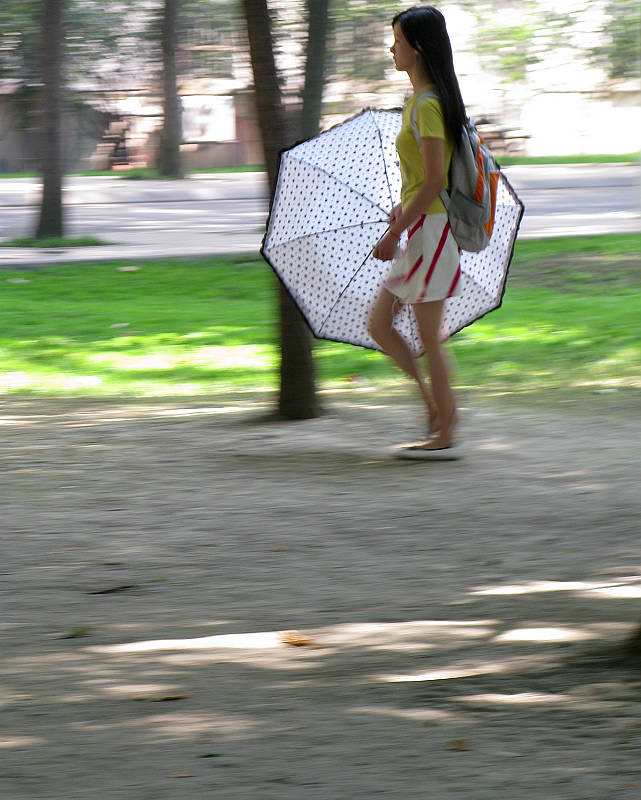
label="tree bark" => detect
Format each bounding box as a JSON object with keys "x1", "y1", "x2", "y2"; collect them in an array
[
  {"x1": 157, "y1": 0, "x2": 183, "y2": 178},
  {"x1": 35, "y1": 0, "x2": 65, "y2": 239},
  {"x1": 243, "y1": 0, "x2": 319, "y2": 419},
  {"x1": 301, "y1": 0, "x2": 331, "y2": 140}
]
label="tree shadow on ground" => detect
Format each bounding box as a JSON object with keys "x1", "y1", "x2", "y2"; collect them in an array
[{"x1": 2, "y1": 396, "x2": 641, "y2": 797}]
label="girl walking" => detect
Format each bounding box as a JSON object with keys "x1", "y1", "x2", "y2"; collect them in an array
[{"x1": 370, "y1": 6, "x2": 467, "y2": 454}]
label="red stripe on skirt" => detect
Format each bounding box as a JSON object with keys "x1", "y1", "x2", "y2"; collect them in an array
[
  {"x1": 407, "y1": 215, "x2": 426, "y2": 242},
  {"x1": 446, "y1": 265, "x2": 461, "y2": 297},
  {"x1": 417, "y1": 221, "x2": 451, "y2": 302},
  {"x1": 403, "y1": 254, "x2": 423, "y2": 284}
]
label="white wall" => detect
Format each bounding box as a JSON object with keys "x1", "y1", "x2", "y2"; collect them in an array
[{"x1": 521, "y1": 91, "x2": 641, "y2": 155}]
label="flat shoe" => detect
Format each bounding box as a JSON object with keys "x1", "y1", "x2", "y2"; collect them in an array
[{"x1": 392, "y1": 441, "x2": 461, "y2": 461}]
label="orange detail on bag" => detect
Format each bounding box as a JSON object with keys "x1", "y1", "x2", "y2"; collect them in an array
[
  {"x1": 484, "y1": 171, "x2": 499, "y2": 238},
  {"x1": 473, "y1": 145, "x2": 485, "y2": 203}
]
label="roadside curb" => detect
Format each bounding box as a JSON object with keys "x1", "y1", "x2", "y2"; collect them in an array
[{"x1": 0, "y1": 248, "x2": 264, "y2": 270}]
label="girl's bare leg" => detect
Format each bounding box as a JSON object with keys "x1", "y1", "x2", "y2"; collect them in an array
[
  {"x1": 413, "y1": 300, "x2": 456, "y2": 448},
  {"x1": 368, "y1": 289, "x2": 438, "y2": 430}
]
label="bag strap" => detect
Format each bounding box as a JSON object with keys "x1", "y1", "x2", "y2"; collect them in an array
[{"x1": 410, "y1": 87, "x2": 449, "y2": 209}]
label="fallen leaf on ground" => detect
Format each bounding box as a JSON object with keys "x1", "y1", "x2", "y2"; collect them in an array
[
  {"x1": 135, "y1": 694, "x2": 188, "y2": 702},
  {"x1": 117, "y1": 266, "x2": 140, "y2": 272},
  {"x1": 446, "y1": 739, "x2": 473, "y2": 751},
  {"x1": 281, "y1": 630, "x2": 314, "y2": 647},
  {"x1": 59, "y1": 626, "x2": 92, "y2": 639}
]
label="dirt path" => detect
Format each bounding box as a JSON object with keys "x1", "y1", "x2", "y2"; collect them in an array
[{"x1": 2, "y1": 395, "x2": 640, "y2": 799}]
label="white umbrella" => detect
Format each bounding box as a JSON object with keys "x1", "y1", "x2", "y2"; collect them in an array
[{"x1": 262, "y1": 108, "x2": 524, "y2": 355}]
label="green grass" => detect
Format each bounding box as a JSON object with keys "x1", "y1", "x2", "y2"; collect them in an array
[
  {"x1": 498, "y1": 153, "x2": 640, "y2": 166},
  {"x1": 512, "y1": 233, "x2": 641, "y2": 262},
  {"x1": 0, "y1": 234, "x2": 639, "y2": 403},
  {"x1": 1, "y1": 235, "x2": 112, "y2": 248}
]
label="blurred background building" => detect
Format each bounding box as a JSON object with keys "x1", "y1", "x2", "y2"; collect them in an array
[{"x1": 0, "y1": 0, "x2": 639, "y2": 173}]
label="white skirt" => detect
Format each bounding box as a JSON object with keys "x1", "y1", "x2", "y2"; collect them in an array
[{"x1": 384, "y1": 213, "x2": 461, "y2": 303}]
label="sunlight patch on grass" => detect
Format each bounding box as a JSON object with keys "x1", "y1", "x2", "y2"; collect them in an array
[
  {"x1": 0, "y1": 371, "x2": 104, "y2": 393},
  {"x1": 1, "y1": 242, "x2": 639, "y2": 401},
  {"x1": 87, "y1": 344, "x2": 275, "y2": 373}
]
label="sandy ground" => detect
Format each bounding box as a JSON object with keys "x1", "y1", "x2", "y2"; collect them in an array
[{"x1": 1, "y1": 393, "x2": 640, "y2": 800}]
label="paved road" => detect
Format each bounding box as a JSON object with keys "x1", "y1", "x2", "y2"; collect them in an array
[{"x1": 0, "y1": 164, "x2": 639, "y2": 268}]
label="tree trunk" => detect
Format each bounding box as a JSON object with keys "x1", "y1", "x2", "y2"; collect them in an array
[
  {"x1": 243, "y1": 0, "x2": 319, "y2": 419},
  {"x1": 35, "y1": 0, "x2": 65, "y2": 239},
  {"x1": 157, "y1": 0, "x2": 183, "y2": 178},
  {"x1": 301, "y1": 0, "x2": 331, "y2": 140}
]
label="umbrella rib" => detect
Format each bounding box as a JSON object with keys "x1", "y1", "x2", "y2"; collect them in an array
[
  {"x1": 315, "y1": 112, "x2": 398, "y2": 335},
  {"x1": 287, "y1": 152, "x2": 391, "y2": 218},
  {"x1": 318, "y1": 246, "x2": 376, "y2": 335},
  {"x1": 371, "y1": 110, "x2": 395, "y2": 210},
  {"x1": 266, "y1": 220, "x2": 387, "y2": 250}
]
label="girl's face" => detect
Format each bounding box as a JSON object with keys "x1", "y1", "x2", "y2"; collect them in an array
[{"x1": 390, "y1": 22, "x2": 416, "y2": 73}]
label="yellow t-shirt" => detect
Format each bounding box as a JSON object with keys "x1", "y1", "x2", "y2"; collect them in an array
[{"x1": 396, "y1": 87, "x2": 453, "y2": 215}]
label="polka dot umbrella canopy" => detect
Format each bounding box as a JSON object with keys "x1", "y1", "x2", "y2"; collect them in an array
[{"x1": 261, "y1": 108, "x2": 524, "y2": 355}]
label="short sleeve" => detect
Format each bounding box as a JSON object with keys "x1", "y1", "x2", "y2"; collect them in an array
[{"x1": 415, "y1": 97, "x2": 446, "y2": 141}]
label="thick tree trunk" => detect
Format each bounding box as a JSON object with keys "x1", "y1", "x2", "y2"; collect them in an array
[
  {"x1": 157, "y1": 0, "x2": 183, "y2": 178},
  {"x1": 35, "y1": 0, "x2": 64, "y2": 239},
  {"x1": 243, "y1": 0, "x2": 319, "y2": 419},
  {"x1": 301, "y1": 0, "x2": 331, "y2": 140}
]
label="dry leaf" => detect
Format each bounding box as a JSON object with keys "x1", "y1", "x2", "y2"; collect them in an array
[
  {"x1": 117, "y1": 266, "x2": 140, "y2": 272},
  {"x1": 7, "y1": 278, "x2": 30, "y2": 283},
  {"x1": 446, "y1": 738, "x2": 473, "y2": 751},
  {"x1": 281, "y1": 630, "x2": 313, "y2": 647},
  {"x1": 135, "y1": 694, "x2": 187, "y2": 702},
  {"x1": 59, "y1": 626, "x2": 92, "y2": 639}
]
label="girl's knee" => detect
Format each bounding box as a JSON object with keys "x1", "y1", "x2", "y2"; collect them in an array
[
  {"x1": 368, "y1": 307, "x2": 396, "y2": 343},
  {"x1": 369, "y1": 290, "x2": 396, "y2": 342}
]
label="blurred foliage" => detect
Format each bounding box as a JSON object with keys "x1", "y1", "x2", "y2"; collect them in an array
[
  {"x1": 143, "y1": 0, "x2": 240, "y2": 82},
  {"x1": 0, "y1": 0, "x2": 126, "y2": 84},
  {"x1": 461, "y1": 0, "x2": 577, "y2": 84},
  {"x1": 2, "y1": 1, "x2": 636, "y2": 93},
  {"x1": 0, "y1": 0, "x2": 40, "y2": 80},
  {"x1": 326, "y1": 0, "x2": 398, "y2": 85},
  {"x1": 590, "y1": 0, "x2": 641, "y2": 80},
  {"x1": 180, "y1": 1, "x2": 239, "y2": 79},
  {"x1": 264, "y1": 0, "x2": 398, "y2": 104},
  {"x1": 474, "y1": 22, "x2": 538, "y2": 84},
  {"x1": 0, "y1": 1, "x2": 240, "y2": 86}
]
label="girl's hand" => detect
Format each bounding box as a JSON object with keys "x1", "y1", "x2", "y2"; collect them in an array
[
  {"x1": 373, "y1": 232, "x2": 398, "y2": 262},
  {"x1": 389, "y1": 203, "x2": 402, "y2": 226}
]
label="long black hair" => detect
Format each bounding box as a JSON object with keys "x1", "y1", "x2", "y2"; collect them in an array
[{"x1": 392, "y1": 6, "x2": 467, "y2": 143}]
